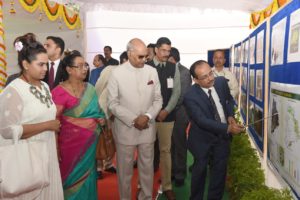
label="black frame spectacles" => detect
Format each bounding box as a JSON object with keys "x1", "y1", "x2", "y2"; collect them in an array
[
  {"x1": 70, "y1": 63, "x2": 89, "y2": 70},
  {"x1": 197, "y1": 71, "x2": 214, "y2": 80}
]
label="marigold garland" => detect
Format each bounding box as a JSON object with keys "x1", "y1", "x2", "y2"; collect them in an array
[
  {"x1": 250, "y1": 0, "x2": 289, "y2": 29},
  {"x1": 0, "y1": 0, "x2": 6, "y2": 93},
  {"x1": 18, "y1": 0, "x2": 39, "y2": 13},
  {"x1": 18, "y1": 0, "x2": 81, "y2": 29},
  {"x1": 41, "y1": 0, "x2": 61, "y2": 21},
  {"x1": 62, "y1": 6, "x2": 80, "y2": 29}
]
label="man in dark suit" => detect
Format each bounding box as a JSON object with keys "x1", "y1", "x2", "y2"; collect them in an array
[
  {"x1": 168, "y1": 47, "x2": 192, "y2": 187},
  {"x1": 184, "y1": 60, "x2": 243, "y2": 200},
  {"x1": 43, "y1": 36, "x2": 65, "y2": 89},
  {"x1": 104, "y1": 46, "x2": 119, "y2": 66}
]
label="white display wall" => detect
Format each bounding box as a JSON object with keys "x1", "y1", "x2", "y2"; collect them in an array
[{"x1": 85, "y1": 8, "x2": 251, "y2": 68}]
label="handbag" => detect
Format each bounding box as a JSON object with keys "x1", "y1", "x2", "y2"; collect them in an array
[
  {"x1": 96, "y1": 126, "x2": 116, "y2": 160},
  {"x1": 0, "y1": 137, "x2": 49, "y2": 198}
]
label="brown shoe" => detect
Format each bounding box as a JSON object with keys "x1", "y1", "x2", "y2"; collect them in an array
[{"x1": 163, "y1": 190, "x2": 176, "y2": 200}]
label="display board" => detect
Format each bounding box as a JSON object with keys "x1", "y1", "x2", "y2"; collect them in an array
[
  {"x1": 240, "y1": 38, "x2": 249, "y2": 122},
  {"x1": 233, "y1": 42, "x2": 242, "y2": 106},
  {"x1": 247, "y1": 22, "x2": 267, "y2": 151},
  {"x1": 267, "y1": 0, "x2": 300, "y2": 197}
]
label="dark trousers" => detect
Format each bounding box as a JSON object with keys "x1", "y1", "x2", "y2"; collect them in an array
[
  {"x1": 171, "y1": 105, "x2": 189, "y2": 181},
  {"x1": 190, "y1": 139, "x2": 230, "y2": 200}
]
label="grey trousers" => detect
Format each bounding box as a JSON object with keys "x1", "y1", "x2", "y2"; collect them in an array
[{"x1": 116, "y1": 142, "x2": 154, "y2": 200}]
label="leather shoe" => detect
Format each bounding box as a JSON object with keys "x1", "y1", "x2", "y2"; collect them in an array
[
  {"x1": 105, "y1": 166, "x2": 117, "y2": 173},
  {"x1": 174, "y1": 179, "x2": 184, "y2": 187},
  {"x1": 189, "y1": 164, "x2": 193, "y2": 172},
  {"x1": 97, "y1": 170, "x2": 103, "y2": 179},
  {"x1": 163, "y1": 190, "x2": 176, "y2": 200},
  {"x1": 133, "y1": 160, "x2": 138, "y2": 168}
]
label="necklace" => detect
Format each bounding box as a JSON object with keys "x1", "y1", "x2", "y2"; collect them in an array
[
  {"x1": 67, "y1": 80, "x2": 84, "y2": 98},
  {"x1": 22, "y1": 74, "x2": 53, "y2": 108}
]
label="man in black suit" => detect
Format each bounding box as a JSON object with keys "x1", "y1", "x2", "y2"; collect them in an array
[
  {"x1": 184, "y1": 60, "x2": 243, "y2": 200},
  {"x1": 43, "y1": 36, "x2": 65, "y2": 89},
  {"x1": 104, "y1": 46, "x2": 119, "y2": 66},
  {"x1": 168, "y1": 47, "x2": 192, "y2": 187}
]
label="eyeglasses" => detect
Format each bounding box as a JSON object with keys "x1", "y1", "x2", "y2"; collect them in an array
[
  {"x1": 137, "y1": 55, "x2": 148, "y2": 60},
  {"x1": 197, "y1": 71, "x2": 214, "y2": 80},
  {"x1": 70, "y1": 63, "x2": 89, "y2": 70}
]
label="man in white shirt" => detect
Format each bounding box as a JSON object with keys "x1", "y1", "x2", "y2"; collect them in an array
[
  {"x1": 212, "y1": 49, "x2": 239, "y2": 98},
  {"x1": 184, "y1": 60, "x2": 243, "y2": 200},
  {"x1": 107, "y1": 38, "x2": 162, "y2": 200}
]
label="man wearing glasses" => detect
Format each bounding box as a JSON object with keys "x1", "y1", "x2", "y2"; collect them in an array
[
  {"x1": 107, "y1": 38, "x2": 162, "y2": 200},
  {"x1": 184, "y1": 60, "x2": 244, "y2": 200}
]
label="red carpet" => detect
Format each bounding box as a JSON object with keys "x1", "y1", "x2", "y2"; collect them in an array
[{"x1": 97, "y1": 167, "x2": 161, "y2": 200}]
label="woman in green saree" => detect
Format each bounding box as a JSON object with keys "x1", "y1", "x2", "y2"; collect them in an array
[{"x1": 52, "y1": 50, "x2": 105, "y2": 200}]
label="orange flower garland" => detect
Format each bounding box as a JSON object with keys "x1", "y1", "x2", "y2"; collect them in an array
[
  {"x1": 250, "y1": 0, "x2": 289, "y2": 29},
  {"x1": 18, "y1": 0, "x2": 80, "y2": 29},
  {"x1": 0, "y1": 0, "x2": 6, "y2": 92}
]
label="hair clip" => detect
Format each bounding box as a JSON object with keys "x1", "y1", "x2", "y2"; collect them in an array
[{"x1": 15, "y1": 41, "x2": 23, "y2": 52}]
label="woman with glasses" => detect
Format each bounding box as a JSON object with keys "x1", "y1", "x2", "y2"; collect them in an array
[{"x1": 51, "y1": 50, "x2": 105, "y2": 200}]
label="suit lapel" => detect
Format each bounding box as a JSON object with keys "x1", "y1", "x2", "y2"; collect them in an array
[
  {"x1": 54, "y1": 61, "x2": 63, "y2": 86},
  {"x1": 214, "y1": 80, "x2": 228, "y2": 117},
  {"x1": 195, "y1": 84, "x2": 211, "y2": 107}
]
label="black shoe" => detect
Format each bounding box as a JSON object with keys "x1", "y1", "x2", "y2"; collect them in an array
[
  {"x1": 163, "y1": 190, "x2": 176, "y2": 200},
  {"x1": 171, "y1": 175, "x2": 175, "y2": 181},
  {"x1": 133, "y1": 160, "x2": 138, "y2": 168},
  {"x1": 174, "y1": 179, "x2": 184, "y2": 187},
  {"x1": 105, "y1": 166, "x2": 117, "y2": 173},
  {"x1": 97, "y1": 171, "x2": 103, "y2": 179},
  {"x1": 189, "y1": 164, "x2": 193, "y2": 173}
]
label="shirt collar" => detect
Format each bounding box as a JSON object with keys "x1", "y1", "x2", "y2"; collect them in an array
[
  {"x1": 153, "y1": 57, "x2": 166, "y2": 67},
  {"x1": 49, "y1": 59, "x2": 60, "y2": 66},
  {"x1": 201, "y1": 86, "x2": 214, "y2": 96}
]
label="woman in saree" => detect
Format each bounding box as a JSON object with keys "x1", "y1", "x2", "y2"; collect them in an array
[{"x1": 51, "y1": 50, "x2": 105, "y2": 199}]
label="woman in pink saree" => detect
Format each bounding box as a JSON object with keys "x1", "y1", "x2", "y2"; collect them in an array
[{"x1": 52, "y1": 51, "x2": 105, "y2": 199}]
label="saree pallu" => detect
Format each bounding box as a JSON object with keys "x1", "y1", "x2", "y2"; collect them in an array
[{"x1": 52, "y1": 83, "x2": 105, "y2": 200}]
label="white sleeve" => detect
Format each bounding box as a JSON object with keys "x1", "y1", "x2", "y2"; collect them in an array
[
  {"x1": 107, "y1": 71, "x2": 137, "y2": 127},
  {"x1": 0, "y1": 86, "x2": 24, "y2": 140}
]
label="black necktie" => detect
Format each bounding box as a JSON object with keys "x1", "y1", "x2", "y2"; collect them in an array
[{"x1": 208, "y1": 89, "x2": 221, "y2": 122}]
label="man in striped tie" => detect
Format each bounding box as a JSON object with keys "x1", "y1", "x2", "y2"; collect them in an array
[{"x1": 184, "y1": 60, "x2": 244, "y2": 200}]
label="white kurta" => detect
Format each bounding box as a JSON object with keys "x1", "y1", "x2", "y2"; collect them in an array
[{"x1": 0, "y1": 78, "x2": 63, "y2": 200}]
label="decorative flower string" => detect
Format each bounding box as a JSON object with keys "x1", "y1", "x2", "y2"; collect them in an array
[{"x1": 15, "y1": 41, "x2": 23, "y2": 52}]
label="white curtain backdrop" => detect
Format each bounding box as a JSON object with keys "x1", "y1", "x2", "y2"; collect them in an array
[{"x1": 85, "y1": 8, "x2": 251, "y2": 68}]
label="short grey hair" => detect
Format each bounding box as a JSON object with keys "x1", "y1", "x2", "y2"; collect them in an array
[{"x1": 126, "y1": 40, "x2": 135, "y2": 52}]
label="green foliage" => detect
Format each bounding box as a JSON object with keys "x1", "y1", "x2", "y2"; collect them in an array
[
  {"x1": 227, "y1": 111, "x2": 293, "y2": 200},
  {"x1": 241, "y1": 187, "x2": 292, "y2": 200}
]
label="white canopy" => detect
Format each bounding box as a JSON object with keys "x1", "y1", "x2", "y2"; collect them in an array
[
  {"x1": 4, "y1": 0, "x2": 273, "y2": 74},
  {"x1": 58, "y1": 0, "x2": 273, "y2": 13}
]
